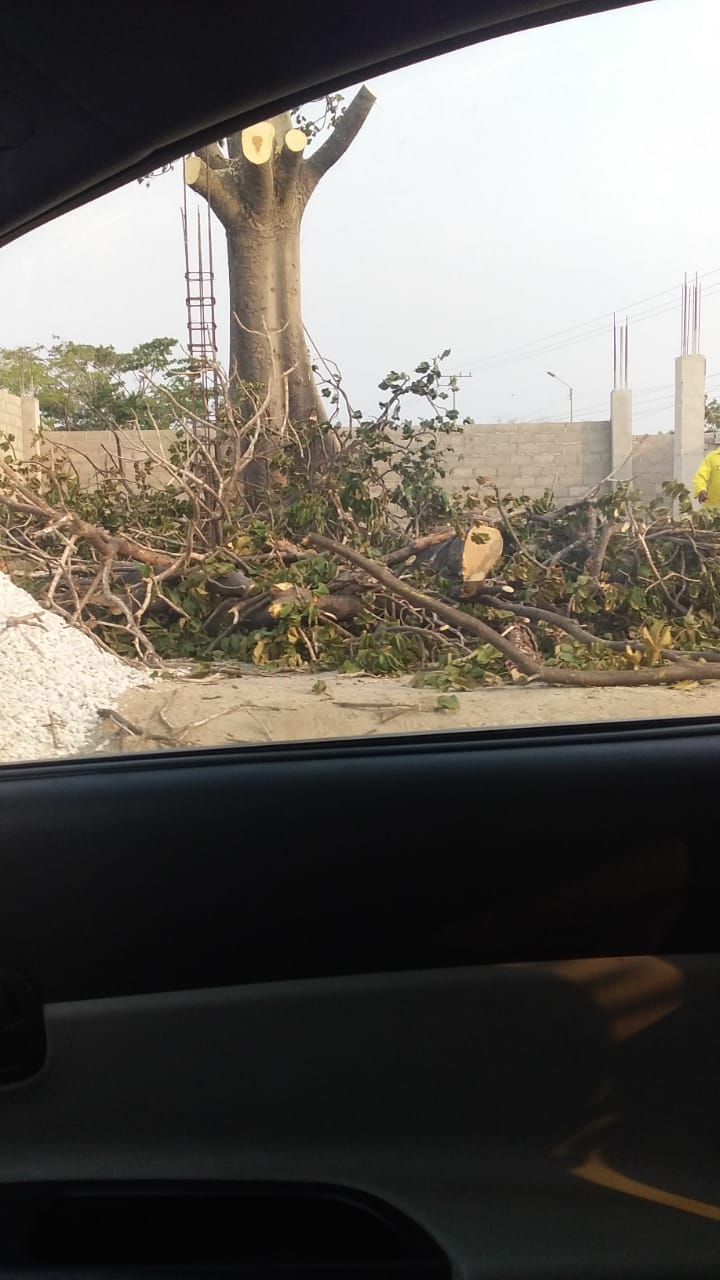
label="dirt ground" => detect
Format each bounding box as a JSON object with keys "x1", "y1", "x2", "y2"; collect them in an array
[{"x1": 95, "y1": 666, "x2": 720, "y2": 754}]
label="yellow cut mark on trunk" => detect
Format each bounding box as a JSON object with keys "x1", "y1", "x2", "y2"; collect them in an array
[{"x1": 574, "y1": 1147, "x2": 720, "y2": 1223}]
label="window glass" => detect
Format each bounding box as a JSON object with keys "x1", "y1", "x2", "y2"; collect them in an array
[{"x1": 1, "y1": 0, "x2": 719, "y2": 764}]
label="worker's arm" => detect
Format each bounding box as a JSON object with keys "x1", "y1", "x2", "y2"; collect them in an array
[{"x1": 693, "y1": 453, "x2": 713, "y2": 500}]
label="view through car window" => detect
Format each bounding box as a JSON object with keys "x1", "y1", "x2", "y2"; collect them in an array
[{"x1": 1, "y1": 0, "x2": 719, "y2": 764}]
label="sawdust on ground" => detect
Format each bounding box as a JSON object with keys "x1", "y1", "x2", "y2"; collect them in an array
[{"x1": 96, "y1": 667, "x2": 720, "y2": 754}]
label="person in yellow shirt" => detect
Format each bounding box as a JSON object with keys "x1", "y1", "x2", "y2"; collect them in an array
[{"x1": 693, "y1": 448, "x2": 720, "y2": 506}]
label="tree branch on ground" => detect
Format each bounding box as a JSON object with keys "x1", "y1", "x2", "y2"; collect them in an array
[
  {"x1": 3, "y1": 343, "x2": 720, "y2": 690},
  {"x1": 305, "y1": 533, "x2": 720, "y2": 687}
]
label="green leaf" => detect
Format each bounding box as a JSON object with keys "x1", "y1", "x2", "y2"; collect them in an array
[{"x1": 435, "y1": 693, "x2": 460, "y2": 712}]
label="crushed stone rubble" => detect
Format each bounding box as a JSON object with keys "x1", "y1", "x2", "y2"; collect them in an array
[{"x1": 0, "y1": 571, "x2": 149, "y2": 763}]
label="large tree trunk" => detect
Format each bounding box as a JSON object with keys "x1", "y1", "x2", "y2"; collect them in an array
[{"x1": 227, "y1": 215, "x2": 324, "y2": 431}]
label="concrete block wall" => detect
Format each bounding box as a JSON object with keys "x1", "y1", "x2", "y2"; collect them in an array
[
  {"x1": 632, "y1": 431, "x2": 718, "y2": 505},
  {"x1": 631, "y1": 434, "x2": 674, "y2": 503},
  {"x1": 0, "y1": 390, "x2": 174, "y2": 485},
  {"x1": 1, "y1": 389, "x2": 712, "y2": 506},
  {"x1": 440, "y1": 421, "x2": 612, "y2": 503},
  {"x1": 39, "y1": 429, "x2": 175, "y2": 489}
]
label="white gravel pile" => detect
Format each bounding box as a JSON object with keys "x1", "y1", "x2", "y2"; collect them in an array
[{"x1": 0, "y1": 572, "x2": 149, "y2": 763}]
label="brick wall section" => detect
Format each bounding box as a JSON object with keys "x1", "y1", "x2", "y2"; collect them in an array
[
  {"x1": 32, "y1": 429, "x2": 175, "y2": 489},
  {"x1": 0, "y1": 390, "x2": 174, "y2": 485},
  {"x1": 3, "y1": 388, "x2": 714, "y2": 503},
  {"x1": 631, "y1": 432, "x2": 717, "y2": 504},
  {"x1": 42, "y1": 423, "x2": 720, "y2": 502},
  {"x1": 440, "y1": 421, "x2": 612, "y2": 503},
  {"x1": 631, "y1": 434, "x2": 674, "y2": 503}
]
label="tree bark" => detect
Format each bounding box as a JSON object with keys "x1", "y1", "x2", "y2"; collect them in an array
[
  {"x1": 204, "y1": 587, "x2": 362, "y2": 637},
  {"x1": 227, "y1": 215, "x2": 324, "y2": 431}
]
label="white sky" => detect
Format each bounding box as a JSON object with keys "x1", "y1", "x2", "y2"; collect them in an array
[{"x1": 1, "y1": 0, "x2": 719, "y2": 431}]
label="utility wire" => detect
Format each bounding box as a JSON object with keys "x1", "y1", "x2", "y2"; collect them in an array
[{"x1": 459, "y1": 267, "x2": 720, "y2": 373}]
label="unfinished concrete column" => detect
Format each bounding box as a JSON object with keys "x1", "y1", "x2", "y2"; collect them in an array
[
  {"x1": 674, "y1": 354, "x2": 706, "y2": 496},
  {"x1": 610, "y1": 388, "x2": 633, "y2": 483},
  {"x1": 20, "y1": 396, "x2": 40, "y2": 461},
  {"x1": 0, "y1": 389, "x2": 27, "y2": 462}
]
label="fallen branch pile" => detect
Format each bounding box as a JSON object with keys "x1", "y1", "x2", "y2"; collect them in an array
[
  {"x1": 308, "y1": 532, "x2": 720, "y2": 687},
  {"x1": 4, "y1": 351, "x2": 720, "y2": 690}
]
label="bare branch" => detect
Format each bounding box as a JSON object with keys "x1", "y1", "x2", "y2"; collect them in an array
[
  {"x1": 303, "y1": 85, "x2": 376, "y2": 191},
  {"x1": 626, "y1": 504, "x2": 686, "y2": 616},
  {"x1": 0, "y1": 461, "x2": 176, "y2": 570}
]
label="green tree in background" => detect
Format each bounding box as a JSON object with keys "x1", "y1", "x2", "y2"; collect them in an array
[
  {"x1": 705, "y1": 396, "x2": 720, "y2": 432},
  {"x1": 0, "y1": 338, "x2": 192, "y2": 431}
]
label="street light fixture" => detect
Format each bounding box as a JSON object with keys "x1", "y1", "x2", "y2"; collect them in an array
[{"x1": 547, "y1": 370, "x2": 573, "y2": 424}]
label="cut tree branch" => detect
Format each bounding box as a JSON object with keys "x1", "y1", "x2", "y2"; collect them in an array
[
  {"x1": 276, "y1": 127, "x2": 309, "y2": 200},
  {"x1": 384, "y1": 529, "x2": 456, "y2": 566},
  {"x1": 186, "y1": 154, "x2": 239, "y2": 229},
  {"x1": 306, "y1": 534, "x2": 541, "y2": 674},
  {"x1": 588, "y1": 520, "x2": 616, "y2": 579},
  {"x1": 477, "y1": 591, "x2": 693, "y2": 664}
]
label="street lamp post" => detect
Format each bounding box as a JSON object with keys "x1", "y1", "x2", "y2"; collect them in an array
[{"x1": 546, "y1": 370, "x2": 573, "y2": 424}]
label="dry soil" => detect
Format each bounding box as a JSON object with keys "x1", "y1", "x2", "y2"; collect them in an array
[{"x1": 95, "y1": 668, "x2": 720, "y2": 754}]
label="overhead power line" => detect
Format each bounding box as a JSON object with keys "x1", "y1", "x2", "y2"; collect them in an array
[
  {"x1": 458, "y1": 267, "x2": 720, "y2": 375},
  {"x1": 525, "y1": 370, "x2": 720, "y2": 424}
]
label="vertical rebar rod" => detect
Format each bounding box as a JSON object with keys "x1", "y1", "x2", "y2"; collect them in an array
[{"x1": 613, "y1": 313, "x2": 617, "y2": 390}]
